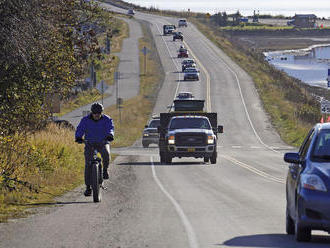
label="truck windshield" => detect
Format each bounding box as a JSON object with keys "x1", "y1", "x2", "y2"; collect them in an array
[
  {"x1": 149, "y1": 120, "x2": 160, "y2": 128},
  {"x1": 169, "y1": 118, "x2": 211, "y2": 130}
]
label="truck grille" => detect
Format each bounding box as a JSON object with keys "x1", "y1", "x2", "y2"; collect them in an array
[{"x1": 175, "y1": 133, "x2": 206, "y2": 146}]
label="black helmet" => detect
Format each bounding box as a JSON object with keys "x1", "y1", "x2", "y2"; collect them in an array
[{"x1": 91, "y1": 102, "x2": 104, "y2": 114}]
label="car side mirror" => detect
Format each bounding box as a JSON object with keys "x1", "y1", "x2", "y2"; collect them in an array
[
  {"x1": 145, "y1": 125, "x2": 148, "y2": 128},
  {"x1": 217, "y1": 125, "x2": 223, "y2": 133},
  {"x1": 284, "y1": 152, "x2": 300, "y2": 164}
]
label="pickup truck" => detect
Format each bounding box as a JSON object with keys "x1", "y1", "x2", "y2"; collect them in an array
[
  {"x1": 163, "y1": 24, "x2": 176, "y2": 35},
  {"x1": 173, "y1": 32, "x2": 183, "y2": 41},
  {"x1": 158, "y1": 100, "x2": 223, "y2": 164}
]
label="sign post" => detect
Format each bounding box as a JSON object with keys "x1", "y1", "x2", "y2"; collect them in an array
[
  {"x1": 96, "y1": 80, "x2": 108, "y2": 105},
  {"x1": 141, "y1": 46, "x2": 148, "y2": 75}
]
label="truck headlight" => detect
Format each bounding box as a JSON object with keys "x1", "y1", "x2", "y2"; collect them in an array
[
  {"x1": 143, "y1": 133, "x2": 149, "y2": 137},
  {"x1": 207, "y1": 135, "x2": 214, "y2": 144},
  {"x1": 301, "y1": 174, "x2": 327, "y2": 192},
  {"x1": 168, "y1": 135, "x2": 175, "y2": 145}
]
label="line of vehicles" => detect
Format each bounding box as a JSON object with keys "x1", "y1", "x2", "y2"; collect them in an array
[{"x1": 143, "y1": 19, "x2": 223, "y2": 165}]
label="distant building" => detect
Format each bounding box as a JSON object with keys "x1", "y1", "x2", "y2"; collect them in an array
[{"x1": 289, "y1": 14, "x2": 317, "y2": 28}]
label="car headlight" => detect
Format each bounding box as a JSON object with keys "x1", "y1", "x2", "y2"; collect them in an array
[
  {"x1": 143, "y1": 133, "x2": 149, "y2": 137},
  {"x1": 300, "y1": 174, "x2": 327, "y2": 192},
  {"x1": 168, "y1": 135, "x2": 175, "y2": 145},
  {"x1": 207, "y1": 135, "x2": 214, "y2": 144}
]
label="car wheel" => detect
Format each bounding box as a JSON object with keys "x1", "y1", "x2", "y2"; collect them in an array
[
  {"x1": 295, "y1": 208, "x2": 311, "y2": 242},
  {"x1": 295, "y1": 222, "x2": 311, "y2": 242},
  {"x1": 204, "y1": 157, "x2": 209, "y2": 163},
  {"x1": 142, "y1": 142, "x2": 149, "y2": 148},
  {"x1": 286, "y1": 207, "x2": 295, "y2": 235}
]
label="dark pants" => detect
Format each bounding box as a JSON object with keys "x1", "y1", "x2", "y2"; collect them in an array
[{"x1": 84, "y1": 142, "x2": 110, "y2": 186}]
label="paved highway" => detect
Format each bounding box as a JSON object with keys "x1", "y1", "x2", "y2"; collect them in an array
[{"x1": 1, "y1": 3, "x2": 330, "y2": 247}]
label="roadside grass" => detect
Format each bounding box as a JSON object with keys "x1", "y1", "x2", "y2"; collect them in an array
[
  {"x1": 0, "y1": 19, "x2": 164, "y2": 222},
  {"x1": 0, "y1": 124, "x2": 85, "y2": 222}
]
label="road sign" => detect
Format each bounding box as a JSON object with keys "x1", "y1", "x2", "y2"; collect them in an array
[
  {"x1": 321, "y1": 100, "x2": 330, "y2": 114},
  {"x1": 96, "y1": 80, "x2": 108, "y2": 93},
  {"x1": 141, "y1": 46, "x2": 148, "y2": 55}
]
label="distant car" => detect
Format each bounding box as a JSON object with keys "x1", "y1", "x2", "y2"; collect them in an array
[
  {"x1": 178, "y1": 19, "x2": 187, "y2": 27},
  {"x1": 127, "y1": 9, "x2": 135, "y2": 15},
  {"x1": 287, "y1": 19, "x2": 295, "y2": 26},
  {"x1": 173, "y1": 32, "x2": 183, "y2": 41},
  {"x1": 176, "y1": 92, "x2": 194, "y2": 100},
  {"x1": 240, "y1": 17, "x2": 248, "y2": 23},
  {"x1": 181, "y1": 59, "x2": 196, "y2": 72},
  {"x1": 178, "y1": 48, "x2": 188, "y2": 58},
  {"x1": 284, "y1": 123, "x2": 330, "y2": 242},
  {"x1": 142, "y1": 117, "x2": 160, "y2": 148},
  {"x1": 183, "y1": 67, "x2": 199, "y2": 81}
]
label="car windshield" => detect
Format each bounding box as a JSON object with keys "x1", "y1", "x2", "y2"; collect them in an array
[
  {"x1": 311, "y1": 130, "x2": 330, "y2": 161},
  {"x1": 149, "y1": 119, "x2": 160, "y2": 128},
  {"x1": 185, "y1": 69, "x2": 197, "y2": 72},
  {"x1": 169, "y1": 118, "x2": 211, "y2": 129},
  {"x1": 177, "y1": 93, "x2": 193, "y2": 99}
]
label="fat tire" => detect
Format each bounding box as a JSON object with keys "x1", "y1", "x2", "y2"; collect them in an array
[{"x1": 91, "y1": 162, "x2": 101, "y2": 203}]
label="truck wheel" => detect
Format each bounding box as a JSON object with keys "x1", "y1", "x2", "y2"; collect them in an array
[
  {"x1": 160, "y1": 153, "x2": 166, "y2": 164},
  {"x1": 166, "y1": 155, "x2": 172, "y2": 164},
  {"x1": 210, "y1": 152, "x2": 217, "y2": 164},
  {"x1": 204, "y1": 157, "x2": 209, "y2": 163}
]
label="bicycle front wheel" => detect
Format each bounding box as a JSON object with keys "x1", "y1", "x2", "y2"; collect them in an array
[{"x1": 91, "y1": 161, "x2": 102, "y2": 203}]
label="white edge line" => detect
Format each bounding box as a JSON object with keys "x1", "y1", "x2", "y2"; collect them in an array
[{"x1": 150, "y1": 157, "x2": 199, "y2": 248}]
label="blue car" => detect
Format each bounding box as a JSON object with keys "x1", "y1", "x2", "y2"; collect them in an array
[{"x1": 284, "y1": 123, "x2": 330, "y2": 242}]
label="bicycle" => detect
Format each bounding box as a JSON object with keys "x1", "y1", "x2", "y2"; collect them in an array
[{"x1": 80, "y1": 140, "x2": 104, "y2": 203}]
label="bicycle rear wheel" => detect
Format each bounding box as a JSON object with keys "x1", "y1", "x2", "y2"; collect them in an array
[{"x1": 91, "y1": 161, "x2": 102, "y2": 202}]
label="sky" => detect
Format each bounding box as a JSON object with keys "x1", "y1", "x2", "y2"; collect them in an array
[{"x1": 127, "y1": 0, "x2": 330, "y2": 17}]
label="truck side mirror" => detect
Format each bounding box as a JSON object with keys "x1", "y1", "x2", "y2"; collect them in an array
[{"x1": 217, "y1": 125, "x2": 223, "y2": 133}]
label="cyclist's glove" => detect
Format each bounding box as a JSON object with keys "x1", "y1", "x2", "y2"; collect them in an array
[
  {"x1": 75, "y1": 137, "x2": 83, "y2": 144},
  {"x1": 106, "y1": 134, "x2": 114, "y2": 142}
]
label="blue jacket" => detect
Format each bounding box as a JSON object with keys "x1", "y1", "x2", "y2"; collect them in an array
[{"x1": 75, "y1": 114, "x2": 114, "y2": 143}]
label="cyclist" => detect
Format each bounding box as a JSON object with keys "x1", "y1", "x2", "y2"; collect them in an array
[{"x1": 75, "y1": 102, "x2": 114, "y2": 196}]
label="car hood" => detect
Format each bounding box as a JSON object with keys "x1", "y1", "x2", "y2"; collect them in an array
[{"x1": 168, "y1": 129, "x2": 213, "y2": 135}]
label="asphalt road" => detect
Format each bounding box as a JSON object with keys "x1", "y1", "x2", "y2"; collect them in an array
[{"x1": 1, "y1": 3, "x2": 330, "y2": 248}]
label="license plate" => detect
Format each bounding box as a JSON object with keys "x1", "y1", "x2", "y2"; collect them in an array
[{"x1": 187, "y1": 148, "x2": 195, "y2": 152}]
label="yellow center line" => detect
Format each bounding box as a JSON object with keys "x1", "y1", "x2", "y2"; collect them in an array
[
  {"x1": 183, "y1": 41, "x2": 211, "y2": 112},
  {"x1": 221, "y1": 155, "x2": 286, "y2": 184}
]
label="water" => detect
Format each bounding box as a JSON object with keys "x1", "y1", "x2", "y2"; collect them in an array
[
  {"x1": 126, "y1": 0, "x2": 330, "y2": 18},
  {"x1": 264, "y1": 45, "x2": 330, "y2": 88}
]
